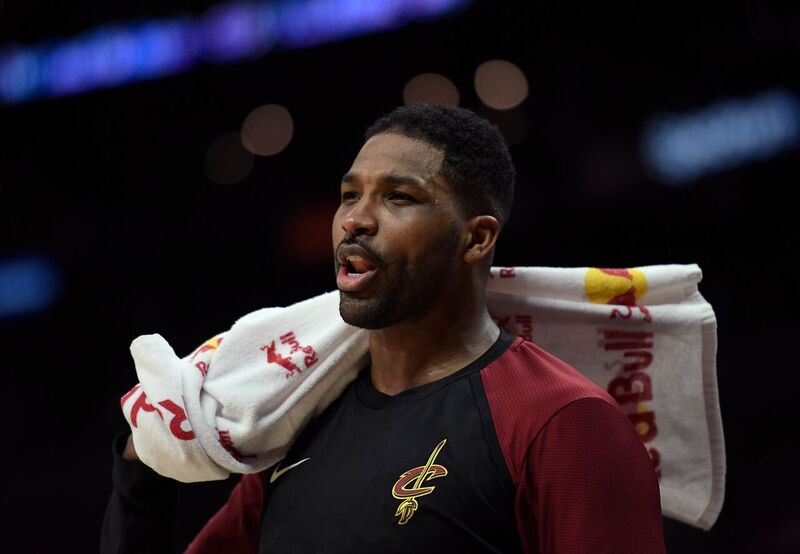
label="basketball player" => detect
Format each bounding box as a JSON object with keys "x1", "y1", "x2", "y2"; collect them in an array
[{"x1": 103, "y1": 104, "x2": 666, "y2": 553}]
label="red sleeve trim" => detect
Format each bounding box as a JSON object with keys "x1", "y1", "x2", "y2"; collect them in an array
[{"x1": 185, "y1": 473, "x2": 264, "y2": 554}]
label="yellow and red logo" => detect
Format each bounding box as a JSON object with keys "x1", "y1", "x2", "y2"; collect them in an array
[
  {"x1": 392, "y1": 439, "x2": 448, "y2": 525},
  {"x1": 584, "y1": 268, "x2": 648, "y2": 305},
  {"x1": 190, "y1": 336, "x2": 223, "y2": 361}
]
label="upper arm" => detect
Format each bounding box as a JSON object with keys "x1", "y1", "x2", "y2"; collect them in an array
[
  {"x1": 185, "y1": 473, "x2": 265, "y2": 554},
  {"x1": 517, "y1": 397, "x2": 665, "y2": 553}
]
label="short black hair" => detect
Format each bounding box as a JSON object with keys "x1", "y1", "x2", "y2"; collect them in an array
[{"x1": 365, "y1": 104, "x2": 515, "y2": 227}]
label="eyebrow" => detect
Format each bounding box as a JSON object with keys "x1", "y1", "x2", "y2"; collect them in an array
[{"x1": 341, "y1": 172, "x2": 427, "y2": 187}]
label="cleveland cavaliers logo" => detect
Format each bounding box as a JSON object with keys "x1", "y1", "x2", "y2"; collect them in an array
[{"x1": 392, "y1": 439, "x2": 448, "y2": 525}]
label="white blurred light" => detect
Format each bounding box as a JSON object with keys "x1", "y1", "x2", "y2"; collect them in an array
[
  {"x1": 403, "y1": 73, "x2": 460, "y2": 106},
  {"x1": 241, "y1": 103, "x2": 294, "y2": 156},
  {"x1": 474, "y1": 59, "x2": 528, "y2": 110},
  {"x1": 204, "y1": 132, "x2": 255, "y2": 184},
  {"x1": 642, "y1": 88, "x2": 800, "y2": 184}
]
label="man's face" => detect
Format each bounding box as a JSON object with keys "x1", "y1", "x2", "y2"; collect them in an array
[{"x1": 332, "y1": 133, "x2": 463, "y2": 329}]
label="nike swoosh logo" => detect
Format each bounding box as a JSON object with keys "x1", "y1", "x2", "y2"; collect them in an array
[{"x1": 270, "y1": 457, "x2": 310, "y2": 483}]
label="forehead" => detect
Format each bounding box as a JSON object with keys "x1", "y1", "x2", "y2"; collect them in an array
[{"x1": 347, "y1": 133, "x2": 445, "y2": 181}]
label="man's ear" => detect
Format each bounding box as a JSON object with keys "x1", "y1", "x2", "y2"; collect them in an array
[{"x1": 462, "y1": 215, "x2": 500, "y2": 265}]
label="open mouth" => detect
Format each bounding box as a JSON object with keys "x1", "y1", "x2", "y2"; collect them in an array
[
  {"x1": 342, "y1": 254, "x2": 376, "y2": 276},
  {"x1": 336, "y1": 246, "x2": 379, "y2": 292}
]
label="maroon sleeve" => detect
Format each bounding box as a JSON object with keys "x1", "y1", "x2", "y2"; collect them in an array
[
  {"x1": 519, "y1": 398, "x2": 665, "y2": 553},
  {"x1": 184, "y1": 473, "x2": 264, "y2": 554},
  {"x1": 480, "y1": 337, "x2": 665, "y2": 553}
]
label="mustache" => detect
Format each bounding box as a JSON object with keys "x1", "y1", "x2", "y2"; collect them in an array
[{"x1": 336, "y1": 234, "x2": 385, "y2": 267}]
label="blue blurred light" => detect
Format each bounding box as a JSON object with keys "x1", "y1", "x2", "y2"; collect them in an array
[
  {"x1": 0, "y1": 257, "x2": 60, "y2": 319},
  {"x1": 203, "y1": 2, "x2": 276, "y2": 62},
  {"x1": 642, "y1": 88, "x2": 800, "y2": 185},
  {"x1": 0, "y1": 0, "x2": 470, "y2": 104}
]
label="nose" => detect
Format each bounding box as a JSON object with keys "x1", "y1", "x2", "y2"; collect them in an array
[{"x1": 341, "y1": 197, "x2": 378, "y2": 237}]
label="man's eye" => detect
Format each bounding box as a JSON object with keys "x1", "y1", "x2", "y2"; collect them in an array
[
  {"x1": 341, "y1": 191, "x2": 358, "y2": 202},
  {"x1": 387, "y1": 192, "x2": 415, "y2": 203}
]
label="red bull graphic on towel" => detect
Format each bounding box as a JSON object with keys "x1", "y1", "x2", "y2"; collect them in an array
[
  {"x1": 584, "y1": 268, "x2": 652, "y2": 322},
  {"x1": 492, "y1": 313, "x2": 533, "y2": 342},
  {"x1": 190, "y1": 336, "x2": 224, "y2": 377},
  {"x1": 584, "y1": 267, "x2": 648, "y2": 305},
  {"x1": 488, "y1": 267, "x2": 533, "y2": 341},
  {"x1": 488, "y1": 267, "x2": 517, "y2": 279},
  {"x1": 261, "y1": 330, "x2": 319, "y2": 379},
  {"x1": 120, "y1": 384, "x2": 195, "y2": 441},
  {"x1": 586, "y1": 268, "x2": 661, "y2": 479},
  {"x1": 216, "y1": 427, "x2": 255, "y2": 461}
]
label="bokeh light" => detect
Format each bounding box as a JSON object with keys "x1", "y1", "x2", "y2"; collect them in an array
[
  {"x1": 0, "y1": 0, "x2": 467, "y2": 104},
  {"x1": 0, "y1": 257, "x2": 60, "y2": 318},
  {"x1": 204, "y1": 132, "x2": 255, "y2": 184},
  {"x1": 241, "y1": 103, "x2": 294, "y2": 156},
  {"x1": 642, "y1": 88, "x2": 800, "y2": 184},
  {"x1": 403, "y1": 72, "x2": 460, "y2": 106},
  {"x1": 474, "y1": 59, "x2": 529, "y2": 110}
]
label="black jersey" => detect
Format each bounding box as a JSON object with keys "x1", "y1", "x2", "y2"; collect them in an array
[{"x1": 259, "y1": 332, "x2": 521, "y2": 553}]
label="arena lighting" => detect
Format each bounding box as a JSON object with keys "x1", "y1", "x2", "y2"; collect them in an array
[
  {"x1": 0, "y1": 257, "x2": 60, "y2": 319},
  {"x1": 0, "y1": 0, "x2": 471, "y2": 104},
  {"x1": 474, "y1": 59, "x2": 528, "y2": 110},
  {"x1": 641, "y1": 88, "x2": 800, "y2": 185},
  {"x1": 241, "y1": 103, "x2": 294, "y2": 156},
  {"x1": 403, "y1": 72, "x2": 460, "y2": 105}
]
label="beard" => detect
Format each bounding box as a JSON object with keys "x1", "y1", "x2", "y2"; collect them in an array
[{"x1": 336, "y1": 228, "x2": 461, "y2": 330}]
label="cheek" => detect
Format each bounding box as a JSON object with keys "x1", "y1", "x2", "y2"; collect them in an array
[{"x1": 403, "y1": 223, "x2": 460, "y2": 266}]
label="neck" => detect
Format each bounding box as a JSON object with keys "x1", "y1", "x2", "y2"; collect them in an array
[{"x1": 367, "y1": 283, "x2": 500, "y2": 396}]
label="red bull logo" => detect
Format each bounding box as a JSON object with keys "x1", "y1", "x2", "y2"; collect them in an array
[
  {"x1": 120, "y1": 385, "x2": 195, "y2": 441},
  {"x1": 392, "y1": 439, "x2": 448, "y2": 525},
  {"x1": 190, "y1": 336, "x2": 223, "y2": 361},
  {"x1": 599, "y1": 329, "x2": 662, "y2": 478},
  {"x1": 591, "y1": 268, "x2": 661, "y2": 479},
  {"x1": 585, "y1": 268, "x2": 652, "y2": 322},
  {"x1": 587, "y1": 268, "x2": 659, "y2": 477},
  {"x1": 261, "y1": 330, "x2": 319, "y2": 379},
  {"x1": 190, "y1": 336, "x2": 224, "y2": 377},
  {"x1": 491, "y1": 314, "x2": 533, "y2": 342},
  {"x1": 584, "y1": 267, "x2": 648, "y2": 305},
  {"x1": 488, "y1": 267, "x2": 516, "y2": 279}
]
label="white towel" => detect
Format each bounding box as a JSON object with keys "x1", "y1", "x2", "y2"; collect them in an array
[{"x1": 121, "y1": 264, "x2": 724, "y2": 530}]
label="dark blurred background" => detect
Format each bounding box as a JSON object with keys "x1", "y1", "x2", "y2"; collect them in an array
[{"x1": 1, "y1": 0, "x2": 798, "y2": 551}]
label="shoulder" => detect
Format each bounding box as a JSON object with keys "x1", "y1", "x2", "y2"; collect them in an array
[
  {"x1": 520, "y1": 396, "x2": 665, "y2": 552},
  {"x1": 479, "y1": 336, "x2": 618, "y2": 484}
]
